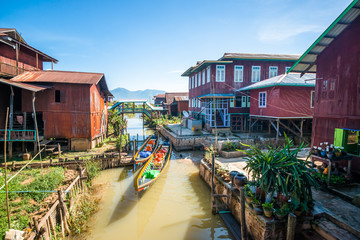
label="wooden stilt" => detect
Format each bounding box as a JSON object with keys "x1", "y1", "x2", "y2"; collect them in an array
[{"x1": 49, "y1": 216, "x2": 57, "y2": 240}]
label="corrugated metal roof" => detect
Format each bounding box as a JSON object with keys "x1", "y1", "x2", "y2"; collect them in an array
[
  {"x1": 219, "y1": 53, "x2": 300, "y2": 61},
  {"x1": 174, "y1": 96, "x2": 189, "y2": 101},
  {"x1": 236, "y1": 73, "x2": 316, "y2": 91},
  {"x1": 0, "y1": 78, "x2": 52, "y2": 92},
  {"x1": 11, "y1": 70, "x2": 104, "y2": 84},
  {"x1": 165, "y1": 92, "x2": 188, "y2": 104},
  {"x1": 181, "y1": 60, "x2": 233, "y2": 76},
  {"x1": 11, "y1": 70, "x2": 112, "y2": 96},
  {"x1": 154, "y1": 94, "x2": 165, "y2": 98},
  {"x1": 289, "y1": 0, "x2": 360, "y2": 75}
]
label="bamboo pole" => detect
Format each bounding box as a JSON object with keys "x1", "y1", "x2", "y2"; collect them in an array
[
  {"x1": 211, "y1": 153, "x2": 216, "y2": 214},
  {"x1": 4, "y1": 107, "x2": 11, "y2": 229}
]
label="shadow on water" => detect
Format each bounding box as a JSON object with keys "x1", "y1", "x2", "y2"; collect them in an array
[
  {"x1": 182, "y1": 165, "x2": 233, "y2": 239},
  {"x1": 108, "y1": 166, "x2": 140, "y2": 225}
]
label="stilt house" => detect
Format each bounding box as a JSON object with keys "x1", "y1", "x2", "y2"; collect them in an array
[{"x1": 289, "y1": 0, "x2": 360, "y2": 173}]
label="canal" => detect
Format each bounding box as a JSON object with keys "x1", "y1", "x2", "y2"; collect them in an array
[{"x1": 85, "y1": 114, "x2": 232, "y2": 240}]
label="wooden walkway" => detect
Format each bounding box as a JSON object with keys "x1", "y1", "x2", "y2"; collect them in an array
[{"x1": 219, "y1": 210, "x2": 242, "y2": 240}]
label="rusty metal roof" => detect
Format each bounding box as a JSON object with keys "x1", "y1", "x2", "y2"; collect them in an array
[
  {"x1": 154, "y1": 94, "x2": 165, "y2": 98},
  {"x1": 11, "y1": 70, "x2": 112, "y2": 96},
  {"x1": 0, "y1": 78, "x2": 52, "y2": 92},
  {"x1": 165, "y1": 92, "x2": 188, "y2": 104},
  {"x1": 11, "y1": 70, "x2": 104, "y2": 84},
  {"x1": 288, "y1": 0, "x2": 360, "y2": 75}
]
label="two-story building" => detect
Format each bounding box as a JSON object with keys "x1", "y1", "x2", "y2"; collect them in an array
[
  {"x1": 182, "y1": 53, "x2": 299, "y2": 132},
  {"x1": 0, "y1": 28, "x2": 57, "y2": 78}
]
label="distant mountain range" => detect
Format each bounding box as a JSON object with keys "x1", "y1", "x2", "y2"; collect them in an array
[{"x1": 110, "y1": 88, "x2": 165, "y2": 103}]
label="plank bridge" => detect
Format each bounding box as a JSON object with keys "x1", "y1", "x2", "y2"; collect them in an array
[{"x1": 110, "y1": 99, "x2": 163, "y2": 119}]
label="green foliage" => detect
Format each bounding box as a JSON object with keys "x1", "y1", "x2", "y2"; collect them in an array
[
  {"x1": 0, "y1": 168, "x2": 65, "y2": 239},
  {"x1": 115, "y1": 133, "x2": 129, "y2": 151},
  {"x1": 243, "y1": 133, "x2": 319, "y2": 210},
  {"x1": 313, "y1": 171, "x2": 346, "y2": 185},
  {"x1": 262, "y1": 202, "x2": 274, "y2": 210},
  {"x1": 223, "y1": 139, "x2": 236, "y2": 152},
  {"x1": 68, "y1": 190, "x2": 98, "y2": 235},
  {"x1": 275, "y1": 204, "x2": 290, "y2": 216},
  {"x1": 85, "y1": 161, "x2": 101, "y2": 183},
  {"x1": 108, "y1": 109, "x2": 127, "y2": 137}
]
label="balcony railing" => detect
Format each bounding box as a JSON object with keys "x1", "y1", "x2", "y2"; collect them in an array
[
  {"x1": 0, "y1": 129, "x2": 36, "y2": 142},
  {"x1": 0, "y1": 62, "x2": 29, "y2": 77}
]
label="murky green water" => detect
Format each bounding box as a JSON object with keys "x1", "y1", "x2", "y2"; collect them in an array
[{"x1": 85, "y1": 114, "x2": 232, "y2": 240}]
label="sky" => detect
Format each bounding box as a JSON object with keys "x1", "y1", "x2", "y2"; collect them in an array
[{"x1": 1, "y1": 0, "x2": 354, "y2": 92}]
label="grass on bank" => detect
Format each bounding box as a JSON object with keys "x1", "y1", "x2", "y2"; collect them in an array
[{"x1": 0, "y1": 167, "x2": 65, "y2": 239}]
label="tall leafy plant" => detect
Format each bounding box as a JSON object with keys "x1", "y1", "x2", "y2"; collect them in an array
[{"x1": 242, "y1": 134, "x2": 318, "y2": 208}]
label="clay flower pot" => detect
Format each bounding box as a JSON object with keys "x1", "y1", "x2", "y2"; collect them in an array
[
  {"x1": 245, "y1": 195, "x2": 252, "y2": 204},
  {"x1": 264, "y1": 209, "x2": 273, "y2": 218},
  {"x1": 276, "y1": 213, "x2": 287, "y2": 220},
  {"x1": 234, "y1": 174, "x2": 247, "y2": 189}
]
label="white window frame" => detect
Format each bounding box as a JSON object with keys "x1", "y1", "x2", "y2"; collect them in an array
[
  {"x1": 195, "y1": 74, "x2": 198, "y2": 87},
  {"x1": 234, "y1": 65, "x2": 243, "y2": 82},
  {"x1": 202, "y1": 70, "x2": 205, "y2": 84},
  {"x1": 252, "y1": 66, "x2": 261, "y2": 82},
  {"x1": 192, "y1": 76, "x2": 194, "y2": 89},
  {"x1": 198, "y1": 72, "x2": 201, "y2": 86},
  {"x1": 269, "y1": 66, "x2": 278, "y2": 78},
  {"x1": 247, "y1": 96, "x2": 250, "y2": 108},
  {"x1": 285, "y1": 66, "x2": 291, "y2": 73},
  {"x1": 259, "y1": 92, "x2": 266, "y2": 108},
  {"x1": 207, "y1": 66, "x2": 211, "y2": 83},
  {"x1": 241, "y1": 96, "x2": 247, "y2": 107},
  {"x1": 189, "y1": 77, "x2": 191, "y2": 89},
  {"x1": 310, "y1": 91, "x2": 315, "y2": 108},
  {"x1": 216, "y1": 65, "x2": 225, "y2": 82}
]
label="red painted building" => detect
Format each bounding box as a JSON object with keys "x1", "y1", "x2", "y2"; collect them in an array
[
  {"x1": 171, "y1": 96, "x2": 189, "y2": 116},
  {"x1": 0, "y1": 28, "x2": 57, "y2": 78},
  {"x1": 290, "y1": 0, "x2": 360, "y2": 173},
  {"x1": 182, "y1": 53, "x2": 299, "y2": 131},
  {"x1": 238, "y1": 73, "x2": 315, "y2": 141},
  {"x1": 0, "y1": 70, "x2": 112, "y2": 151},
  {"x1": 163, "y1": 92, "x2": 188, "y2": 115}
]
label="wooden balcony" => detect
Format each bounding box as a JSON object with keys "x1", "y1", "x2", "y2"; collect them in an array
[{"x1": 0, "y1": 62, "x2": 28, "y2": 78}]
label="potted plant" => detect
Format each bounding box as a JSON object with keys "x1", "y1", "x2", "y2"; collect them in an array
[
  {"x1": 252, "y1": 197, "x2": 262, "y2": 209},
  {"x1": 334, "y1": 146, "x2": 342, "y2": 157},
  {"x1": 262, "y1": 202, "x2": 274, "y2": 218},
  {"x1": 244, "y1": 185, "x2": 253, "y2": 203},
  {"x1": 275, "y1": 205, "x2": 289, "y2": 220}
]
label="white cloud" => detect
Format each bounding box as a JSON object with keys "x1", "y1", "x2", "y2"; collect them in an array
[{"x1": 258, "y1": 23, "x2": 323, "y2": 42}]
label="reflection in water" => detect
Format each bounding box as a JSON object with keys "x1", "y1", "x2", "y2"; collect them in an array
[{"x1": 85, "y1": 113, "x2": 232, "y2": 240}]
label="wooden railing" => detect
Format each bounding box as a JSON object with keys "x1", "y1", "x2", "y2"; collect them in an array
[
  {"x1": 0, "y1": 129, "x2": 36, "y2": 141},
  {"x1": 0, "y1": 61, "x2": 28, "y2": 77}
]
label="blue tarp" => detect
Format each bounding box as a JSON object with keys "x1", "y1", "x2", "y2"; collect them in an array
[{"x1": 139, "y1": 151, "x2": 151, "y2": 158}]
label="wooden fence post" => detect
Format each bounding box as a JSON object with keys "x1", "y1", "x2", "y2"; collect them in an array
[
  {"x1": 286, "y1": 213, "x2": 297, "y2": 240},
  {"x1": 57, "y1": 190, "x2": 70, "y2": 235},
  {"x1": 240, "y1": 187, "x2": 248, "y2": 240}
]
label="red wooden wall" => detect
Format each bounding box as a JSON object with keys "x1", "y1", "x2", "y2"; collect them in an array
[
  {"x1": 250, "y1": 86, "x2": 314, "y2": 118},
  {"x1": 0, "y1": 43, "x2": 43, "y2": 70},
  {"x1": 311, "y1": 15, "x2": 360, "y2": 172}
]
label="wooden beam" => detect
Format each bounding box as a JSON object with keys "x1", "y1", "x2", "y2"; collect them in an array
[
  {"x1": 269, "y1": 120, "x2": 281, "y2": 136},
  {"x1": 289, "y1": 120, "x2": 301, "y2": 133},
  {"x1": 276, "y1": 119, "x2": 279, "y2": 144},
  {"x1": 36, "y1": 53, "x2": 39, "y2": 69}
]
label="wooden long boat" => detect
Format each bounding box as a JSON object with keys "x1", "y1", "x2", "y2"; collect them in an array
[
  {"x1": 134, "y1": 134, "x2": 159, "y2": 165},
  {"x1": 135, "y1": 141, "x2": 172, "y2": 192}
]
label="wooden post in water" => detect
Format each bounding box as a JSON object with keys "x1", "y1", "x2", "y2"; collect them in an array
[
  {"x1": 211, "y1": 153, "x2": 216, "y2": 214},
  {"x1": 58, "y1": 144, "x2": 61, "y2": 158},
  {"x1": 240, "y1": 187, "x2": 248, "y2": 240},
  {"x1": 4, "y1": 107, "x2": 11, "y2": 229},
  {"x1": 286, "y1": 213, "x2": 297, "y2": 240},
  {"x1": 119, "y1": 131, "x2": 123, "y2": 163}
]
